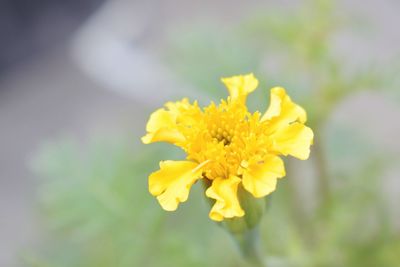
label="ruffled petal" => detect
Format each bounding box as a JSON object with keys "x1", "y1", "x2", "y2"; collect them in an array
[
  {"x1": 242, "y1": 155, "x2": 286, "y2": 198},
  {"x1": 149, "y1": 160, "x2": 203, "y2": 211},
  {"x1": 141, "y1": 98, "x2": 201, "y2": 145},
  {"x1": 141, "y1": 108, "x2": 185, "y2": 144},
  {"x1": 261, "y1": 87, "x2": 307, "y2": 133},
  {"x1": 205, "y1": 175, "x2": 244, "y2": 221},
  {"x1": 270, "y1": 122, "x2": 314, "y2": 160},
  {"x1": 221, "y1": 73, "x2": 259, "y2": 102}
]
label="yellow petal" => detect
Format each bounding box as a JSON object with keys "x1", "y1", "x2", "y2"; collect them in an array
[
  {"x1": 142, "y1": 98, "x2": 199, "y2": 145},
  {"x1": 221, "y1": 73, "x2": 259, "y2": 102},
  {"x1": 141, "y1": 108, "x2": 185, "y2": 144},
  {"x1": 261, "y1": 87, "x2": 307, "y2": 133},
  {"x1": 242, "y1": 155, "x2": 286, "y2": 198},
  {"x1": 205, "y1": 176, "x2": 244, "y2": 221},
  {"x1": 270, "y1": 122, "x2": 314, "y2": 160},
  {"x1": 149, "y1": 160, "x2": 203, "y2": 211}
]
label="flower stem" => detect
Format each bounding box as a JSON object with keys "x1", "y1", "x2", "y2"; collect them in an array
[{"x1": 232, "y1": 226, "x2": 266, "y2": 267}]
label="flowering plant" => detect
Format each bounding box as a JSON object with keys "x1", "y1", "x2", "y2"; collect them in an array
[{"x1": 142, "y1": 74, "x2": 313, "y2": 223}]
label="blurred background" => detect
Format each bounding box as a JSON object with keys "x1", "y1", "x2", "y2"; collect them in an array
[{"x1": 1, "y1": 0, "x2": 400, "y2": 266}]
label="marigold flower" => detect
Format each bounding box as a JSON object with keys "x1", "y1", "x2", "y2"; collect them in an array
[{"x1": 142, "y1": 74, "x2": 313, "y2": 221}]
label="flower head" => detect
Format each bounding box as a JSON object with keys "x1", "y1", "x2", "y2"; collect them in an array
[{"x1": 142, "y1": 74, "x2": 313, "y2": 221}]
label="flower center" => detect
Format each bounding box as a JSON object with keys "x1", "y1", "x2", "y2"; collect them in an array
[{"x1": 210, "y1": 125, "x2": 233, "y2": 146}]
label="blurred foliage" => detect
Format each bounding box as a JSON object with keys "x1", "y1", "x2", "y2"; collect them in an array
[
  {"x1": 27, "y1": 0, "x2": 400, "y2": 266},
  {"x1": 166, "y1": 24, "x2": 260, "y2": 99},
  {"x1": 26, "y1": 137, "x2": 248, "y2": 267},
  {"x1": 165, "y1": 0, "x2": 399, "y2": 125},
  {"x1": 26, "y1": 132, "x2": 399, "y2": 267}
]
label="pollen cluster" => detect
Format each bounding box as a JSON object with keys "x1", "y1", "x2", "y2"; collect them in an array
[
  {"x1": 206, "y1": 101, "x2": 241, "y2": 146},
  {"x1": 210, "y1": 124, "x2": 232, "y2": 146},
  {"x1": 181, "y1": 100, "x2": 256, "y2": 180}
]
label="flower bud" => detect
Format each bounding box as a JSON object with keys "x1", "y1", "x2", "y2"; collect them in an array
[{"x1": 221, "y1": 184, "x2": 268, "y2": 234}]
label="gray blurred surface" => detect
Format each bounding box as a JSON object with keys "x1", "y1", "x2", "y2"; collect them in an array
[
  {"x1": 0, "y1": 47, "x2": 145, "y2": 266},
  {"x1": 0, "y1": 0, "x2": 104, "y2": 72}
]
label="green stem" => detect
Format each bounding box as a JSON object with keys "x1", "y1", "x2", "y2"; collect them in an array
[{"x1": 232, "y1": 226, "x2": 266, "y2": 267}]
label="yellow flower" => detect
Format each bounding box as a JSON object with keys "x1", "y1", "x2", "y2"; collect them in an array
[{"x1": 142, "y1": 74, "x2": 313, "y2": 221}]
